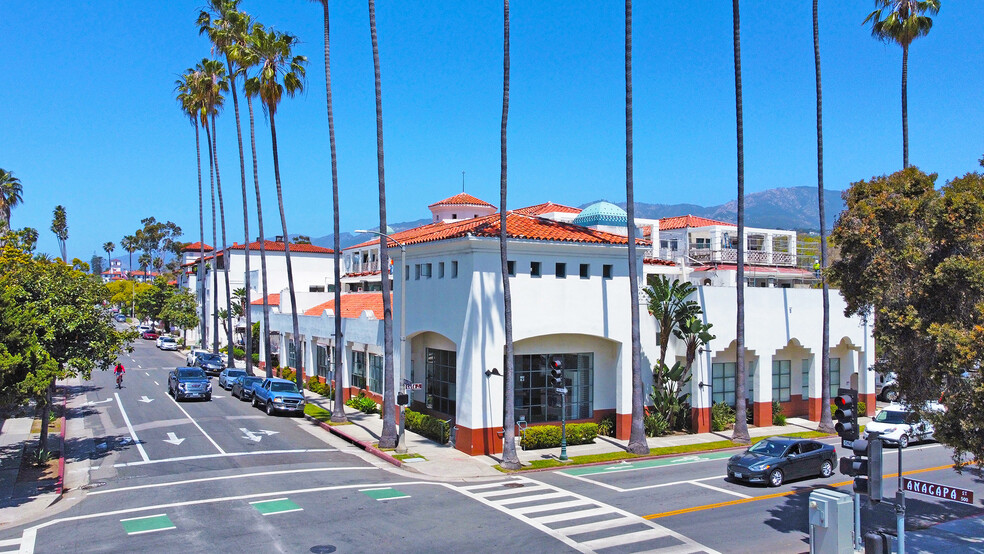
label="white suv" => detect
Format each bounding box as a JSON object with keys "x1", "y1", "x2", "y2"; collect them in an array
[{"x1": 864, "y1": 402, "x2": 945, "y2": 448}]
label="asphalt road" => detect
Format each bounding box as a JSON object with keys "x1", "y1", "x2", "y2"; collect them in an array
[{"x1": 0, "y1": 334, "x2": 981, "y2": 553}]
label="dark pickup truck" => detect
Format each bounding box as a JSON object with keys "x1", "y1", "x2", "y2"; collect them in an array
[{"x1": 168, "y1": 367, "x2": 212, "y2": 401}]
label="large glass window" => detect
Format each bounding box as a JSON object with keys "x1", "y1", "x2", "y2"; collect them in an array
[
  {"x1": 368, "y1": 354, "x2": 383, "y2": 394},
  {"x1": 712, "y1": 362, "x2": 736, "y2": 406},
  {"x1": 352, "y1": 351, "x2": 366, "y2": 390},
  {"x1": 513, "y1": 353, "x2": 593, "y2": 423},
  {"x1": 316, "y1": 344, "x2": 332, "y2": 380},
  {"x1": 772, "y1": 360, "x2": 791, "y2": 402},
  {"x1": 426, "y1": 348, "x2": 456, "y2": 416},
  {"x1": 287, "y1": 340, "x2": 297, "y2": 368},
  {"x1": 829, "y1": 357, "x2": 841, "y2": 398}
]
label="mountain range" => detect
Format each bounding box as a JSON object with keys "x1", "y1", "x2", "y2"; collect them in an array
[{"x1": 308, "y1": 186, "x2": 845, "y2": 250}]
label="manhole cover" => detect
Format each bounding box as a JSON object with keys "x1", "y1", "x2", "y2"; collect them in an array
[
  {"x1": 503, "y1": 482, "x2": 524, "y2": 489},
  {"x1": 79, "y1": 481, "x2": 107, "y2": 490},
  {"x1": 310, "y1": 546, "x2": 336, "y2": 554}
]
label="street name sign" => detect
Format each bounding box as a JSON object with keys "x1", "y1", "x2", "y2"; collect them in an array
[
  {"x1": 409, "y1": 383, "x2": 423, "y2": 390},
  {"x1": 903, "y1": 478, "x2": 974, "y2": 504}
]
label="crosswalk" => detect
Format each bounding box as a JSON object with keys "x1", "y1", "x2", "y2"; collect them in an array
[
  {"x1": 457, "y1": 477, "x2": 719, "y2": 553},
  {"x1": 0, "y1": 535, "x2": 24, "y2": 554}
]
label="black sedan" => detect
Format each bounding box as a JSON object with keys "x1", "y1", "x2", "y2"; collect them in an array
[
  {"x1": 727, "y1": 437, "x2": 836, "y2": 487},
  {"x1": 231, "y1": 375, "x2": 263, "y2": 401}
]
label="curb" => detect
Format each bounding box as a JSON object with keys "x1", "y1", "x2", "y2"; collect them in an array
[
  {"x1": 304, "y1": 414, "x2": 404, "y2": 469},
  {"x1": 55, "y1": 388, "x2": 67, "y2": 496}
]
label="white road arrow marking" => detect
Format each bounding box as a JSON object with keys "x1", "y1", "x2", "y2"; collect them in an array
[
  {"x1": 258, "y1": 430, "x2": 279, "y2": 436},
  {"x1": 240, "y1": 428, "x2": 262, "y2": 442},
  {"x1": 138, "y1": 396, "x2": 154, "y2": 403},
  {"x1": 163, "y1": 432, "x2": 185, "y2": 446},
  {"x1": 212, "y1": 395, "x2": 225, "y2": 399},
  {"x1": 670, "y1": 455, "x2": 702, "y2": 464},
  {"x1": 85, "y1": 398, "x2": 114, "y2": 406}
]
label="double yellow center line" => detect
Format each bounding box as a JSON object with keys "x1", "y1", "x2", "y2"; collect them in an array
[{"x1": 644, "y1": 462, "x2": 963, "y2": 520}]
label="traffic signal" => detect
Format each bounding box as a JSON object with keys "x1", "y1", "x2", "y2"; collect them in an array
[
  {"x1": 833, "y1": 394, "x2": 859, "y2": 444},
  {"x1": 549, "y1": 356, "x2": 564, "y2": 389},
  {"x1": 845, "y1": 438, "x2": 883, "y2": 502}
]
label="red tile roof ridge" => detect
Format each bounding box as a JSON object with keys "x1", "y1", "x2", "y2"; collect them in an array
[
  {"x1": 428, "y1": 192, "x2": 496, "y2": 209},
  {"x1": 514, "y1": 202, "x2": 582, "y2": 216},
  {"x1": 250, "y1": 293, "x2": 281, "y2": 306},
  {"x1": 230, "y1": 240, "x2": 333, "y2": 253},
  {"x1": 658, "y1": 215, "x2": 735, "y2": 230}
]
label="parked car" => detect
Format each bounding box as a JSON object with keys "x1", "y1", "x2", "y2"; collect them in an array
[
  {"x1": 141, "y1": 330, "x2": 159, "y2": 340},
  {"x1": 192, "y1": 352, "x2": 225, "y2": 376},
  {"x1": 863, "y1": 402, "x2": 945, "y2": 448},
  {"x1": 158, "y1": 336, "x2": 178, "y2": 351},
  {"x1": 114, "y1": 314, "x2": 127, "y2": 322},
  {"x1": 168, "y1": 367, "x2": 212, "y2": 401},
  {"x1": 232, "y1": 375, "x2": 264, "y2": 401},
  {"x1": 218, "y1": 369, "x2": 248, "y2": 390},
  {"x1": 252, "y1": 378, "x2": 305, "y2": 416},
  {"x1": 136, "y1": 324, "x2": 152, "y2": 334},
  {"x1": 727, "y1": 437, "x2": 837, "y2": 487}
]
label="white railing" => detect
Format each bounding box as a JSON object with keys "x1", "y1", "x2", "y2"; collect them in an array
[{"x1": 686, "y1": 246, "x2": 796, "y2": 266}]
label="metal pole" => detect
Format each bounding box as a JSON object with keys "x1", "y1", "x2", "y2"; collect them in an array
[
  {"x1": 854, "y1": 491, "x2": 861, "y2": 552},
  {"x1": 559, "y1": 390, "x2": 568, "y2": 461},
  {"x1": 897, "y1": 445, "x2": 905, "y2": 554},
  {"x1": 396, "y1": 244, "x2": 407, "y2": 454}
]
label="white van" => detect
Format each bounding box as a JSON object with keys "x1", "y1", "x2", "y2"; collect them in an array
[{"x1": 863, "y1": 402, "x2": 945, "y2": 448}]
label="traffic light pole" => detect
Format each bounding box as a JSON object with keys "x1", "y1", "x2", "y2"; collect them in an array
[
  {"x1": 896, "y1": 445, "x2": 906, "y2": 554},
  {"x1": 853, "y1": 491, "x2": 861, "y2": 551},
  {"x1": 559, "y1": 390, "x2": 568, "y2": 461}
]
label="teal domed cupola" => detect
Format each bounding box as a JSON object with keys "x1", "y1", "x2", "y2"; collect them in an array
[{"x1": 572, "y1": 201, "x2": 627, "y2": 229}]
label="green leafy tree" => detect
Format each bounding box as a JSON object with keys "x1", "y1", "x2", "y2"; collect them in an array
[
  {"x1": 644, "y1": 277, "x2": 699, "y2": 367},
  {"x1": 135, "y1": 276, "x2": 176, "y2": 327},
  {"x1": 90, "y1": 255, "x2": 104, "y2": 277},
  {"x1": 830, "y1": 164, "x2": 984, "y2": 468},
  {"x1": 161, "y1": 290, "x2": 199, "y2": 346},
  {"x1": 864, "y1": 0, "x2": 940, "y2": 169},
  {"x1": 50, "y1": 205, "x2": 68, "y2": 262},
  {"x1": 246, "y1": 26, "x2": 308, "y2": 392},
  {"x1": 0, "y1": 169, "x2": 24, "y2": 231}
]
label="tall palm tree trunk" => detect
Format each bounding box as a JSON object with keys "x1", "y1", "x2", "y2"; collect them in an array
[
  {"x1": 211, "y1": 116, "x2": 236, "y2": 368},
  {"x1": 246, "y1": 95, "x2": 274, "y2": 377},
  {"x1": 815, "y1": 0, "x2": 834, "y2": 433},
  {"x1": 901, "y1": 44, "x2": 909, "y2": 169},
  {"x1": 267, "y1": 112, "x2": 303, "y2": 391},
  {"x1": 227, "y1": 59, "x2": 253, "y2": 374},
  {"x1": 499, "y1": 0, "x2": 520, "y2": 468},
  {"x1": 206, "y1": 123, "x2": 220, "y2": 354},
  {"x1": 731, "y1": 0, "x2": 750, "y2": 444},
  {"x1": 196, "y1": 125, "x2": 207, "y2": 348},
  {"x1": 246, "y1": 96, "x2": 273, "y2": 377},
  {"x1": 317, "y1": 0, "x2": 348, "y2": 423},
  {"x1": 368, "y1": 0, "x2": 398, "y2": 449},
  {"x1": 625, "y1": 0, "x2": 648, "y2": 455}
]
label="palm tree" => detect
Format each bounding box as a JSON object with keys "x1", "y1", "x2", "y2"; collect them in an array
[
  {"x1": 242, "y1": 23, "x2": 275, "y2": 376},
  {"x1": 731, "y1": 0, "x2": 750, "y2": 444},
  {"x1": 624, "y1": 0, "x2": 648, "y2": 455},
  {"x1": 643, "y1": 276, "x2": 699, "y2": 367},
  {"x1": 103, "y1": 241, "x2": 115, "y2": 277},
  {"x1": 0, "y1": 169, "x2": 23, "y2": 231},
  {"x1": 367, "y1": 0, "x2": 398, "y2": 449},
  {"x1": 245, "y1": 27, "x2": 307, "y2": 389},
  {"x1": 864, "y1": 0, "x2": 940, "y2": 169},
  {"x1": 311, "y1": 0, "x2": 347, "y2": 423},
  {"x1": 815, "y1": 0, "x2": 835, "y2": 433},
  {"x1": 50, "y1": 205, "x2": 68, "y2": 262},
  {"x1": 175, "y1": 69, "x2": 209, "y2": 348},
  {"x1": 200, "y1": 0, "x2": 254, "y2": 370},
  {"x1": 498, "y1": 0, "x2": 520, "y2": 469}
]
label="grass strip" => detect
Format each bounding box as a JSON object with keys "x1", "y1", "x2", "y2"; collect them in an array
[
  {"x1": 304, "y1": 403, "x2": 352, "y2": 425},
  {"x1": 392, "y1": 453, "x2": 427, "y2": 461},
  {"x1": 494, "y1": 430, "x2": 832, "y2": 472}
]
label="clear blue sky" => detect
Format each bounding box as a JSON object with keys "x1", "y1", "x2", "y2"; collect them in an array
[{"x1": 2, "y1": 2, "x2": 981, "y2": 265}]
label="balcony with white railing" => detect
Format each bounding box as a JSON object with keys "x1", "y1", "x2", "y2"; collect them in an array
[{"x1": 687, "y1": 246, "x2": 796, "y2": 266}]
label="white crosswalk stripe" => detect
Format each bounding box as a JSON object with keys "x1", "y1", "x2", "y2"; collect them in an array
[
  {"x1": 457, "y1": 477, "x2": 719, "y2": 553},
  {"x1": 0, "y1": 536, "x2": 21, "y2": 553}
]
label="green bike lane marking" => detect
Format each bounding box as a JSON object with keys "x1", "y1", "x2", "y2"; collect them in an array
[
  {"x1": 250, "y1": 498, "x2": 303, "y2": 515},
  {"x1": 120, "y1": 514, "x2": 176, "y2": 535},
  {"x1": 360, "y1": 487, "x2": 410, "y2": 501},
  {"x1": 561, "y1": 451, "x2": 736, "y2": 476}
]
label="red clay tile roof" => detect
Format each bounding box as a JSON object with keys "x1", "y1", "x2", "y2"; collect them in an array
[
  {"x1": 514, "y1": 202, "x2": 582, "y2": 216},
  {"x1": 251, "y1": 293, "x2": 281, "y2": 306},
  {"x1": 658, "y1": 215, "x2": 734, "y2": 230},
  {"x1": 303, "y1": 293, "x2": 390, "y2": 319},
  {"x1": 428, "y1": 193, "x2": 496, "y2": 209},
  {"x1": 643, "y1": 257, "x2": 676, "y2": 266},
  {"x1": 230, "y1": 240, "x2": 333, "y2": 254},
  {"x1": 184, "y1": 241, "x2": 214, "y2": 252},
  {"x1": 348, "y1": 213, "x2": 647, "y2": 250}
]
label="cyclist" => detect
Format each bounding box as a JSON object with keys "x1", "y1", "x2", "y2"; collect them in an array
[{"x1": 114, "y1": 363, "x2": 125, "y2": 389}]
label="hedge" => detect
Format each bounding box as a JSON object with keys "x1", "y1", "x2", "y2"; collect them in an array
[
  {"x1": 520, "y1": 423, "x2": 598, "y2": 450},
  {"x1": 404, "y1": 409, "x2": 450, "y2": 444}
]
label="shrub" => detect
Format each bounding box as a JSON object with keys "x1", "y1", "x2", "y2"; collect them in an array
[
  {"x1": 520, "y1": 423, "x2": 597, "y2": 450},
  {"x1": 404, "y1": 409, "x2": 450, "y2": 444},
  {"x1": 711, "y1": 402, "x2": 736, "y2": 432},
  {"x1": 306, "y1": 379, "x2": 334, "y2": 398},
  {"x1": 597, "y1": 414, "x2": 616, "y2": 437},
  {"x1": 252, "y1": 353, "x2": 260, "y2": 363},
  {"x1": 232, "y1": 347, "x2": 245, "y2": 361},
  {"x1": 644, "y1": 411, "x2": 669, "y2": 437},
  {"x1": 772, "y1": 400, "x2": 787, "y2": 426},
  {"x1": 279, "y1": 366, "x2": 296, "y2": 382},
  {"x1": 345, "y1": 392, "x2": 379, "y2": 415}
]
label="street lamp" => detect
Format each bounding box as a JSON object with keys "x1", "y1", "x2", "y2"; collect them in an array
[{"x1": 355, "y1": 229, "x2": 408, "y2": 454}]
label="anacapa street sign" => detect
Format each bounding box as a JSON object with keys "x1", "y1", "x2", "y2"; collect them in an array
[{"x1": 903, "y1": 478, "x2": 974, "y2": 504}]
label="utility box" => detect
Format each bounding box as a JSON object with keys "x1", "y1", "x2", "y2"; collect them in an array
[{"x1": 809, "y1": 489, "x2": 853, "y2": 554}]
